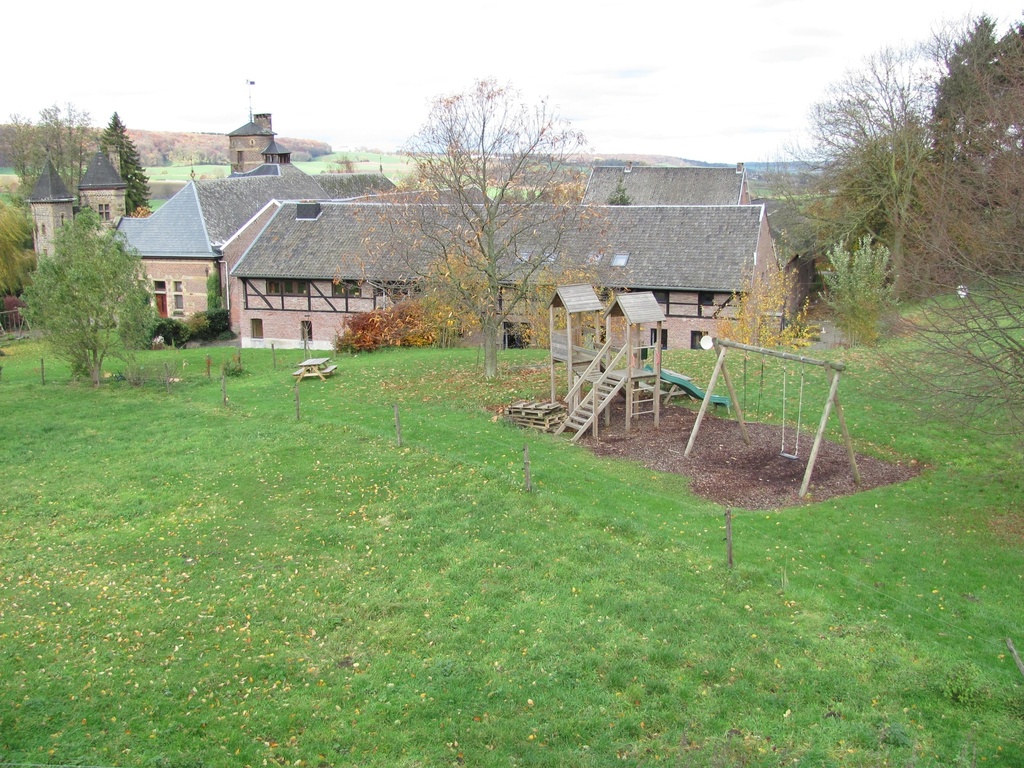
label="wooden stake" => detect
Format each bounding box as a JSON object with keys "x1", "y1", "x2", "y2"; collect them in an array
[
  {"x1": 393, "y1": 403, "x2": 402, "y2": 447},
  {"x1": 205, "y1": 354, "x2": 211, "y2": 379},
  {"x1": 40, "y1": 358, "x2": 45, "y2": 385},
  {"x1": 272, "y1": 343, "x2": 277, "y2": 369},
  {"x1": 221, "y1": 372, "x2": 227, "y2": 406},
  {"x1": 523, "y1": 444, "x2": 532, "y2": 492},
  {"x1": 295, "y1": 383, "x2": 301, "y2": 421},
  {"x1": 1008, "y1": 638, "x2": 1024, "y2": 681},
  {"x1": 164, "y1": 362, "x2": 172, "y2": 394},
  {"x1": 725, "y1": 508, "x2": 734, "y2": 568}
]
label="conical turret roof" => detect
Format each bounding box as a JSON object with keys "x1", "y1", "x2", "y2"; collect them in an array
[
  {"x1": 28, "y1": 158, "x2": 74, "y2": 202},
  {"x1": 79, "y1": 151, "x2": 126, "y2": 189}
]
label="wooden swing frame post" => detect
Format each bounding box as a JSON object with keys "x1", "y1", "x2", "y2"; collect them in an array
[{"x1": 684, "y1": 339, "x2": 861, "y2": 497}]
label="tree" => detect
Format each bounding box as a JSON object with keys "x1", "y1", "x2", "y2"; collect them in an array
[
  {"x1": 23, "y1": 209, "x2": 154, "y2": 385},
  {"x1": 3, "y1": 104, "x2": 97, "y2": 194},
  {"x1": 894, "y1": 16, "x2": 1024, "y2": 438},
  {"x1": 0, "y1": 200, "x2": 35, "y2": 295},
  {"x1": 822, "y1": 237, "x2": 896, "y2": 346},
  {"x1": 804, "y1": 46, "x2": 932, "y2": 296},
  {"x1": 715, "y1": 264, "x2": 814, "y2": 349},
  {"x1": 374, "y1": 79, "x2": 591, "y2": 379},
  {"x1": 606, "y1": 180, "x2": 632, "y2": 205},
  {"x1": 100, "y1": 113, "x2": 150, "y2": 214}
]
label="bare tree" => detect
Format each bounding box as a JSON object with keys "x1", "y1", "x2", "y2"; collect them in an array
[
  {"x1": 371, "y1": 79, "x2": 592, "y2": 379},
  {"x1": 805, "y1": 45, "x2": 933, "y2": 296},
  {"x1": 896, "y1": 17, "x2": 1024, "y2": 438}
]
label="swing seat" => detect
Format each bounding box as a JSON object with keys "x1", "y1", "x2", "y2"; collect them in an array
[{"x1": 780, "y1": 451, "x2": 800, "y2": 461}]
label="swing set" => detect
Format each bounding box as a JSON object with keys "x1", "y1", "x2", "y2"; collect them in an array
[{"x1": 684, "y1": 338, "x2": 862, "y2": 498}]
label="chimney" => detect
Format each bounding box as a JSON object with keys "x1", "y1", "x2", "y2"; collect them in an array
[
  {"x1": 736, "y1": 162, "x2": 744, "y2": 174},
  {"x1": 624, "y1": 162, "x2": 632, "y2": 174},
  {"x1": 108, "y1": 149, "x2": 121, "y2": 176},
  {"x1": 254, "y1": 113, "x2": 273, "y2": 132}
]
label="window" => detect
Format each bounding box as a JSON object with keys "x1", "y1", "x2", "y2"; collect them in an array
[
  {"x1": 611, "y1": 253, "x2": 630, "y2": 267},
  {"x1": 172, "y1": 281, "x2": 184, "y2": 314},
  {"x1": 251, "y1": 318, "x2": 264, "y2": 339},
  {"x1": 97, "y1": 203, "x2": 111, "y2": 221},
  {"x1": 651, "y1": 328, "x2": 668, "y2": 349},
  {"x1": 40, "y1": 223, "x2": 46, "y2": 236},
  {"x1": 697, "y1": 291, "x2": 715, "y2": 318},
  {"x1": 267, "y1": 280, "x2": 308, "y2": 295},
  {"x1": 691, "y1": 331, "x2": 708, "y2": 350},
  {"x1": 300, "y1": 320, "x2": 313, "y2": 341},
  {"x1": 332, "y1": 281, "x2": 360, "y2": 298}
]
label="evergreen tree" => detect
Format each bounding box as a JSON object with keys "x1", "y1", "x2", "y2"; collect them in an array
[
  {"x1": 607, "y1": 180, "x2": 632, "y2": 205},
  {"x1": 100, "y1": 113, "x2": 150, "y2": 215}
]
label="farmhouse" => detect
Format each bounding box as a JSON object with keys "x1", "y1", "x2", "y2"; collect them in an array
[
  {"x1": 116, "y1": 114, "x2": 393, "y2": 320},
  {"x1": 227, "y1": 197, "x2": 775, "y2": 351}
]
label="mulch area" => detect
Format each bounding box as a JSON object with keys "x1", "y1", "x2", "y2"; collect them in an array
[{"x1": 577, "y1": 399, "x2": 920, "y2": 510}]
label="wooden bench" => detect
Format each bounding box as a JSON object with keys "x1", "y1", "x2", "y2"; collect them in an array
[{"x1": 320, "y1": 365, "x2": 337, "y2": 376}]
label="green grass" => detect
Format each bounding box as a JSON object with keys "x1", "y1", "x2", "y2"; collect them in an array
[{"x1": 0, "y1": 340, "x2": 1021, "y2": 766}]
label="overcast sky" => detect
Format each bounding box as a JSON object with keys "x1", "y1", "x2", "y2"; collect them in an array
[{"x1": 8, "y1": 1, "x2": 1022, "y2": 164}]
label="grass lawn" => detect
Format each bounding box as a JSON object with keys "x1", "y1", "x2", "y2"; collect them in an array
[{"x1": 0, "y1": 340, "x2": 1021, "y2": 767}]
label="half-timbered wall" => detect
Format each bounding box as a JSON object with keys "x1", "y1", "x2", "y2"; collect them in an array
[{"x1": 237, "y1": 278, "x2": 384, "y2": 350}]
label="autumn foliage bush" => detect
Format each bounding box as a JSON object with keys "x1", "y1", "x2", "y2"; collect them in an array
[{"x1": 334, "y1": 300, "x2": 437, "y2": 353}]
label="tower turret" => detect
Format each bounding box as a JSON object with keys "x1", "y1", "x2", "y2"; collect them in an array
[{"x1": 27, "y1": 158, "x2": 74, "y2": 256}]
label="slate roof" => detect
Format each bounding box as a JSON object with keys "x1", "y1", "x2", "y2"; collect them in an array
[
  {"x1": 119, "y1": 164, "x2": 330, "y2": 257},
  {"x1": 232, "y1": 202, "x2": 417, "y2": 282},
  {"x1": 261, "y1": 139, "x2": 291, "y2": 157},
  {"x1": 582, "y1": 166, "x2": 746, "y2": 206},
  {"x1": 194, "y1": 164, "x2": 328, "y2": 247},
  {"x1": 233, "y1": 201, "x2": 769, "y2": 294},
  {"x1": 118, "y1": 185, "x2": 211, "y2": 258},
  {"x1": 314, "y1": 173, "x2": 397, "y2": 200},
  {"x1": 592, "y1": 205, "x2": 767, "y2": 292},
  {"x1": 79, "y1": 151, "x2": 126, "y2": 189},
  {"x1": 228, "y1": 120, "x2": 275, "y2": 137},
  {"x1": 27, "y1": 159, "x2": 74, "y2": 202}
]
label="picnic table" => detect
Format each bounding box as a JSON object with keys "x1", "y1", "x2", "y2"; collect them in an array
[{"x1": 292, "y1": 357, "x2": 337, "y2": 381}]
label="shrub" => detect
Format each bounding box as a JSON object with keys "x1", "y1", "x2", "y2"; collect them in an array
[
  {"x1": 185, "y1": 313, "x2": 211, "y2": 340},
  {"x1": 823, "y1": 237, "x2": 897, "y2": 346},
  {"x1": 2, "y1": 295, "x2": 27, "y2": 331},
  {"x1": 152, "y1": 318, "x2": 191, "y2": 347},
  {"x1": 183, "y1": 309, "x2": 232, "y2": 342},
  {"x1": 942, "y1": 661, "x2": 983, "y2": 706},
  {"x1": 335, "y1": 300, "x2": 437, "y2": 353}
]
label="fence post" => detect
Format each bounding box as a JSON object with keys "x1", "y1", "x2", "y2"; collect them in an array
[
  {"x1": 205, "y1": 355, "x2": 211, "y2": 379},
  {"x1": 523, "y1": 444, "x2": 532, "y2": 492},
  {"x1": 393, "y1": 404, "x2": 402, "y2": 447},
  {"x1": 40, "y1": 358, "x2": 45, "y2": 385},
  {"x1": 725, "y1": 509, "x2": 733, "y2": 569},
  {"x1": 221, "y1": 372, "x2": 227, "y2": 406},
  {"x1": 295, "y1": 383, "x2": 301, "y2": 421},
  {"x1": 272, "y1": 343, "x2": 277, "y2": 369}
]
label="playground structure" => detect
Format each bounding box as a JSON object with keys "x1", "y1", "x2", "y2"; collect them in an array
[
  {"x1": 683, "y1": 338, "x2": 861, "y2": 497},
  {"x1": 549, "y1": 285, "x2": 665, "y2": 442}
]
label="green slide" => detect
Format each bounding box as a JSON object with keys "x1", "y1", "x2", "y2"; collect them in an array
[{"x1": 646, "y1": 366, "x2": 731, "y2": 407}]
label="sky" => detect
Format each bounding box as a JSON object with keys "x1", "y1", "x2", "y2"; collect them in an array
[{"x1": 7, "y1": 1, "x2": 1023, "y2": 164}]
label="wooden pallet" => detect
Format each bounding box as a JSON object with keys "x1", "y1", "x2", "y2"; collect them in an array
[{"x1": 505, "y1": 401, "x2": 566, "y2": 432}]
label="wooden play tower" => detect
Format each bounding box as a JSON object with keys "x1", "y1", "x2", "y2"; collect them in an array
[{"x1": 548, "y1": 286, "x2": 666, "y2": 442}]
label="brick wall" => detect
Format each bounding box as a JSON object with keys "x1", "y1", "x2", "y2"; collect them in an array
[
  {"x1": 144, "y1": 259, "x2": 217, "y2": 318},
  {"x1": 237, "y1": 278, "x2": 382, "y2": 350}
]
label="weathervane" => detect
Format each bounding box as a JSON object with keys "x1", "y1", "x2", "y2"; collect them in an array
[{"x1": 246, "y1": 79, "x2": 255, "y2": 121}]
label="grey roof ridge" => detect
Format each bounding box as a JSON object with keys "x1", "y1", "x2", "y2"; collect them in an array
[
  {"x1": 230, "y1": 202, "x2": 288, "y2": 277},
  {"x1": 187, "y1": 181, "x2": 216, "y2": 251},
  {"x1": 220, "y1": 199, "x2": 283, "y2": 254}
]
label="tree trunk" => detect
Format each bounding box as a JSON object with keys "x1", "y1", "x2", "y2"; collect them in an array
[{"x1": 482, "y1": 316, "x2": 501, "y2": 380}]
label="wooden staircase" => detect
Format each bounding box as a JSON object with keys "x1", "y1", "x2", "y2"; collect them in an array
[{"x1": 555, "y1": 342, "x2": 628, "y2": 442}]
